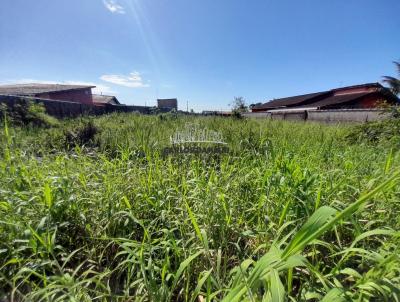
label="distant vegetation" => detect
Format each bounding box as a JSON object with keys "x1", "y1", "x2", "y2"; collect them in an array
[
  {"x1": 383, "y1": 61, "x2": 400, "y2": 95},
  {"x1": 230, "y1": 96, "x2": 248, "y2": 118},
  {"x1": 1, "y1": 113, "x2": 399, "y2": 301}
]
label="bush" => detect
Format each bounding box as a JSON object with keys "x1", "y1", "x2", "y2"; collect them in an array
[
  {"x1": 345, "y1": 107, "x2": 400, "y2": 145},
  {"x1": 64, "y1": 120, "x2": 100, "y2": 149},
  {"x1": 232, "y1": 110, "x2": 243, "y2": 119},
  {"x1": 158, "y1": 110, "x2": 178, "y2": 121},
  {"x1": 0, "y1": 99, "x2": 59, "y2": 127}
]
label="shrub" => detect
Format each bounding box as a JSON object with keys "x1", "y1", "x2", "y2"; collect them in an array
[
  {"x1": 345, "y1": 108, "x2": 400, "y2": 145},
  {"x1": 231, "y1": 110, "x2": 243, "y2": 119},
  {"x1": 64, "y1": 120, "x2": 100, "y2": 149},
  {"x1": 158, "y1": 111, "x2": 178, "y2": 121},
  {"x1": 0, "y1": 99, "x2": 59, "y2": 127}
]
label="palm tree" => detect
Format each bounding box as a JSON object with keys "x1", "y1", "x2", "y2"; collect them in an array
[{"x1": 383, "y1": 61, "x2": 400, "y2": 95}]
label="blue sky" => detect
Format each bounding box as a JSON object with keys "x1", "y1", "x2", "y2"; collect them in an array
[{"x1": 0, "y1": 0, "x2": 399, "y2": 111}]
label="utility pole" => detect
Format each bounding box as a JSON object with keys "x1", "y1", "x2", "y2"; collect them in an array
[{"x1": 186, "y1": 100, "x2": 189, "y2": 113}]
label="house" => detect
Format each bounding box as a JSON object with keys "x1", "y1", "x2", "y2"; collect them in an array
[
  {"x1": 252, "y1": 83, "x2": 399, "y2": 112},
  {"x1": 157, "y1": 98, "x2": 178, "y2": 111},
  {"x1": 0, "y1": 82, "x2": 160, "y2": 117},
  {"x1": 92, "y1": 94, "x2": 120, "y2": 106},
  {"x1": 0, "y1": 83, "x2": 95, "y2": 105}
]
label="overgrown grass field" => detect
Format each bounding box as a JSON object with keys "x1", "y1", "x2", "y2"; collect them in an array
[{"x1": 1, "y1": 113, "x2": 399, "y2": 301}]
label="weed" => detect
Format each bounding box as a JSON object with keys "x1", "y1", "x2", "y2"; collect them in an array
[{"x1": 0, "y1": 114, "x2": 399, "y2": 301}]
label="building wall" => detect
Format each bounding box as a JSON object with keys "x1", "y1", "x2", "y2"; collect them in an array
[
  {"x1": 354, "y1": 94, "x2": 385, "y2": 108},
  {"x1": 325, "y1": 94, "x2": 387, "y2": 109},
  {"x1": 157, "y1": 99, "x2": 178, "y2": 110},
  {"x1": 36, "y1": 88, "x2": 94, "y2": 105}
]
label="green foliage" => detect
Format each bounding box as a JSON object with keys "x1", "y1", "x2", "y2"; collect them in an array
[
  {"x1": 158, "y1": 110, "x2": 179, "y2": 121},
  {"x1": 230, "y1": 96, "x2": 248, "y2": 117},
  {"x1": 345, "y1": 108, "x2": 400, "y2": 146},
  {"x1": 0, "y1": 99, "x2": 59, "y2": 127},
  {"x1": 383, "y1": 61, "x2": 400, "y2": 95},
  {"x1": 64, "y1": 119, "x2": 100, "y2": 149},
  {"x1": 0, "y1": 114, "x2": 399, "y2": 301}
]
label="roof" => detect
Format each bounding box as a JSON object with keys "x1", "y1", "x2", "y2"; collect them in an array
[
  {"x1": 331, "y1": 82, "x2": 383, "y2": 92},
  {"x1": 268, "y1": 107, "x2": 318, "y2": 113},
  {"x1": 0, "y1": 83, "x2": 95, "y2": 96},
  {"x1": 307, "y1": 92, "x2": 373, "y2": 108},
  {"x1": 252, "y1": 91, "x2": 329, "y2": 110},
  {"x1": 92, "y1": 94, "x2": 120, "y2": 104},
  {"x1": 255, "y1": 83, "x2": 397, "y2": 110}
]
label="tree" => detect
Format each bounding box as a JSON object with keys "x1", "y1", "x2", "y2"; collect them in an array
[
  {"x1": 383, "y1": 61, "x2": 400, "y2": 95},
  {"x1": 230, "y1": 96, "x2": 248, "y2": 113}
]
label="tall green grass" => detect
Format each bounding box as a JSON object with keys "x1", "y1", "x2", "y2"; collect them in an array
[{"x1": 0, "y1": 113, "x2": 399, "y2": 301}]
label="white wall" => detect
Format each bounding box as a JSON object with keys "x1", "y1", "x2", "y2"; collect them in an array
[{"x1": 244, "y1": 109, "x2": 390, "y2": 123}]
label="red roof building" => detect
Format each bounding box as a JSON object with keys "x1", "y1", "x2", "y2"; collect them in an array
[
  {"x1": 0, "y1": 83, "x2": 95, "y2": 105},
  {"x1": 252, "y1": 83, "x2": 399, "y2": 112}
]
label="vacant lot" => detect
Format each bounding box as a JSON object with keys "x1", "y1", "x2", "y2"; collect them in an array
[{"x1": 1, "y1": 113, "x2": 399, "y2": 301}]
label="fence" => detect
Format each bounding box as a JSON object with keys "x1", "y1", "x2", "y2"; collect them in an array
[
  {"x1": 243, "y1": 109, "x2": 390, "y2": 123},
  {"x1": 0, "y1": 95, "x2": 153, "y2": 118},
  {"x1": 242, "y1": 112, "x2": 272, "y2": 119},
  {"x1": 307, "y1": 109, "x2": 389, "y2": 123}
]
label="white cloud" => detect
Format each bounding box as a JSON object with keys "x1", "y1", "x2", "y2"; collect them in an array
[
  {"x1": 100, "y1": 71, "x2": 150, "y2": 88},
  {"x1": 103, "y1": 0, "x2": 125, "y2": 14},
  {"x1": 2, "y1": 79, "x2": 115, "y2": 95}
]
